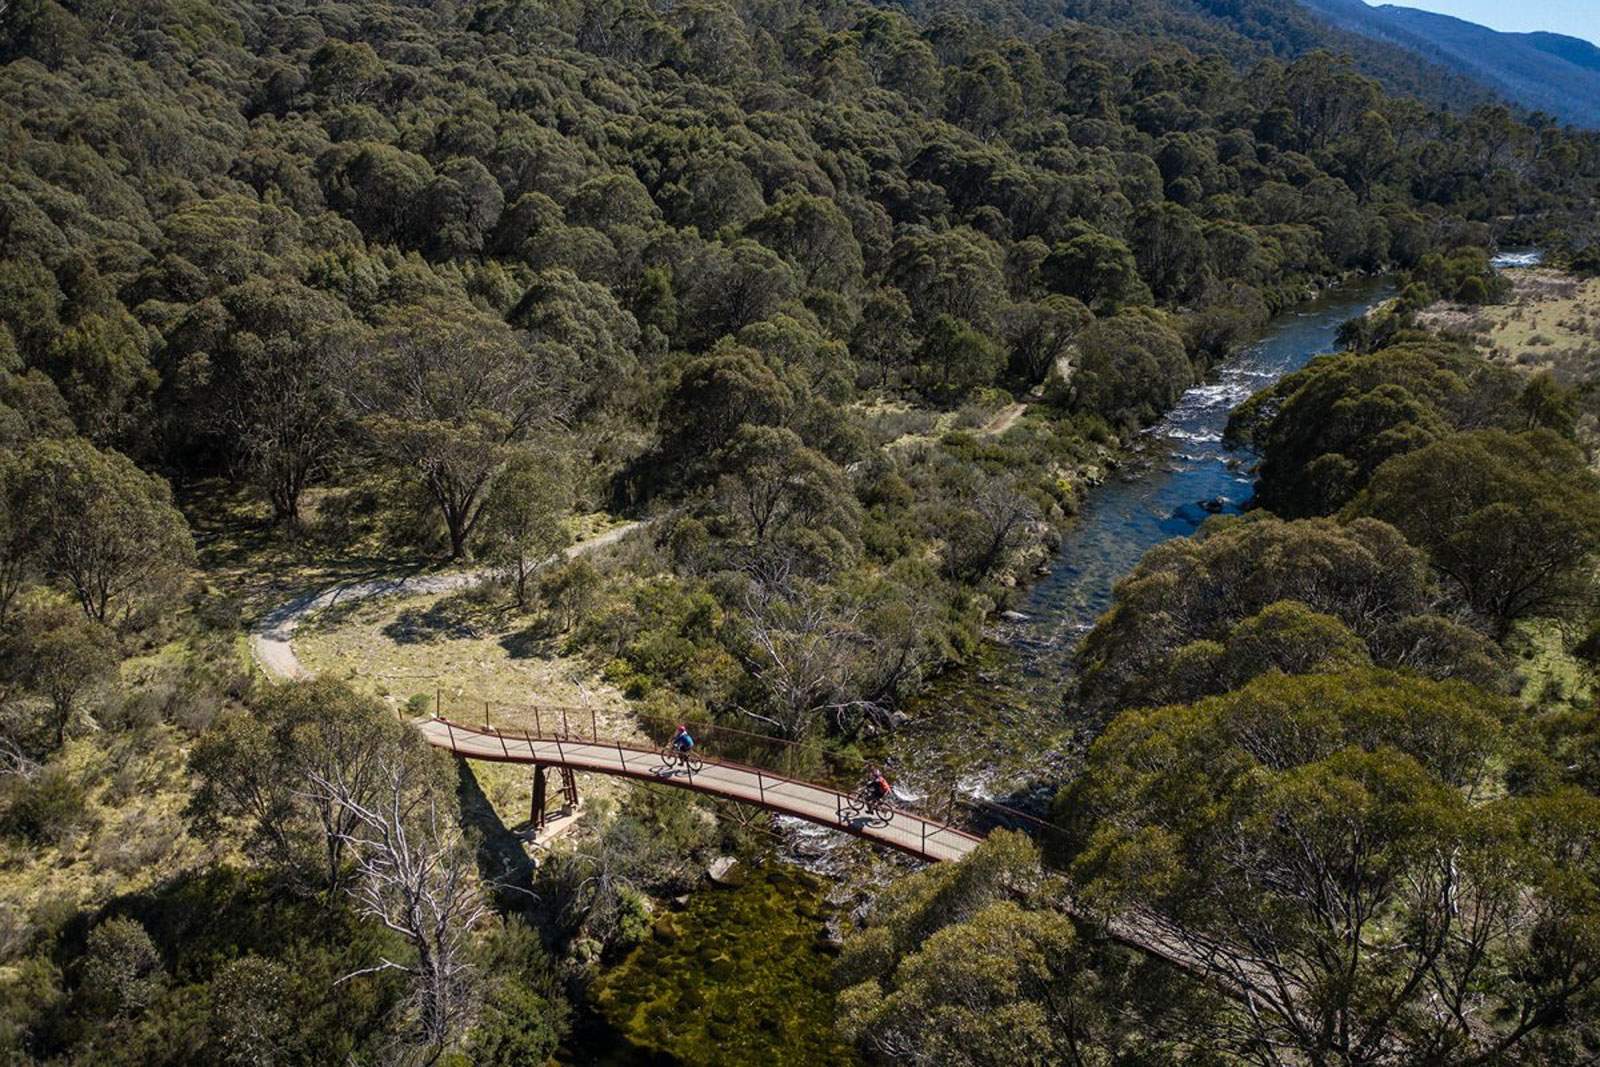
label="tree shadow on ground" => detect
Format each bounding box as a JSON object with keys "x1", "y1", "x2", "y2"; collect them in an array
[
  {"x1": 180, "y1": 478, "x2": 428, "y2": 587},
  {"x1": 498, "y1": 622, "x2": 562, "y2": 660},
  {"x1": 381, "y1": 586, "x2": 514, "y2": 645},
  {"x1": 454, "y1": 758, "x2": 538, "y2": 917},
  {"x1": 382, "y1": 603, "x2": 480, "y2": 644}
]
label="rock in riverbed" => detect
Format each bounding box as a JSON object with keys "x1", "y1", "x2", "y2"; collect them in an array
[{"x1": 707, "y1": 856, "x2": 745, "y2": 886}]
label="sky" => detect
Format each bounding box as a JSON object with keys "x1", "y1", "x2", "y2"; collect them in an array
[{"x1": 1365, "y1": 0, "x2": 1600, "y2": 44}]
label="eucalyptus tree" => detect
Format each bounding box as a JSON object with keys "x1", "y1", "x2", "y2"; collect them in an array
[
  {"x1": 715, "y1": 425, "x2": 853, "y2": 546},
  {"x1": 7, "y1": 602, "x2": 116, "y2": 748},
  {"x1": 478, "y1": 449, "x2": 572, "y2": 609},
  {"x1": 1061, "y1": 669, "x2": 1600, "y2": 1066},
  {"x1": 170, "y1": 277, "x2": 360, "y2": 525},
  {"x1": 1354, "y1": 429, "x2": 1600, "y2": 637},
  {"x1": 343, "y1": 303, "x2": 570, "y2": 559},
  {"x1": 17, "y1": 437, "x2": 193, "y2": 624},
  {"x1": 1074, "y1": 513, "x2": 1505, "y2": 711}
]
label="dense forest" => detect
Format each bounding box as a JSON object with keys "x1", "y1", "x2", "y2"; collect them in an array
[{"x1": 1, "y1": 0, "x2": 1599, "y2": 1063}]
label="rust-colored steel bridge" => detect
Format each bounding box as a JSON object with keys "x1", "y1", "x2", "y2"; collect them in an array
[
  {"x1": 420, "y1": 715, "x2": 1277, "y2": 1003},
  {"x1": 418, "y1": 716, "x2": 984, "y2": 863}
]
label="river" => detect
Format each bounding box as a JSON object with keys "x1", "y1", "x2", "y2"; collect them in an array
[
  {"x1": 1013, "y1": 253, "x2": 1535, "y2": 667},
  {"x1": 882, "y1": 276, "x2": 1396, "y2": 805},
  {"x1": 1010, "y1": 278, "x2": 1395, "y2": 675},
  {"x1": 562, "y1": 276, "x2": 1397, "y2": 1065}
]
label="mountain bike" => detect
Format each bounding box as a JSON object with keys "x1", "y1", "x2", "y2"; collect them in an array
[
  {"x1": 658, "y1": 743, "x2": 704, "y2": 775},
  {"x1": 843, "y1": 783, "x2": 894, "y2": 824}
]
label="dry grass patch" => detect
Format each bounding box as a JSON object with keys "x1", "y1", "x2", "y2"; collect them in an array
[
  {"x1": 0, "y1": 728, "x2": 214, "y2": 961},
  {"x1": 294, "y1": 577, "x2": 648, "y2": 835},
  {"x1": 297, "y1": 581, "x2": 630, "y2": 726},
  {"x1": 1418, "y1": 268, "x2": 1600, "y2": 383}
]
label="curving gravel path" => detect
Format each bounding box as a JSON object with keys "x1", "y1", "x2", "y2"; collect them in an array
[{"x1": 249, "y1": 521, "x2": 647, "y2": 682}]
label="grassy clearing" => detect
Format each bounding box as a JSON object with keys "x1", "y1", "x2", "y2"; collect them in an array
[
  {"x1": 295, "y1": 576, "x2": 644, "y2": 833},
  {"x1": 0, "y1": 582, "x2": 252, "y2": 959},
  {"x1": 1509, "y1": 619, "x2": 1593, "y2": 713},
  {"x1": 851, "y1": 392, "x2": 1016, "y2": 451},
  {"x1": 1417, "y1": 268, "x2": 1600, "y2": 384},
  {"x1": 184, "y1": 470, "x2": 662, "y2": 845},
  {"x1": 297, "y1": 583, "x2": 631, "y2": 724},
  {"x1": 0, "y1": 726, "x2": 216, "y2": 957}
]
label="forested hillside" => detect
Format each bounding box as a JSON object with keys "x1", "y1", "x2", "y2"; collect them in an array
[
  {"x1": 889, "y1": 0, "x2": 1498, "y2": 112},
  {"x1": 1299, "y1": 0, "x2": 1600, "y2": 128},
  {"x1": 1, "y1": 0, "x2": 1592, "y2": 494},
  {"x1": 0, "y1": 0, "x2": 1598, "y2": 1063}
]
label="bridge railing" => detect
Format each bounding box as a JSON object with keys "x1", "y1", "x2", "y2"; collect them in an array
[
  {"x1": 433, "y1": 691, "x2": 832, "y2": 779},
  {"x1": 424, "y1": 688, "x2": 1067, "y2": 852}
]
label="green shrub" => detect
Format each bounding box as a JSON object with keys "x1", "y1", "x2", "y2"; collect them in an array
[
  {"x1": 78, "y1": 917, "x2": 165, "y2": 1019},
  {"x1": 3, "y1": 766, "x2": 88, "y2": 845},
  {"x1": 469, "y1": 981, "x2": 565, "y2": 1067}
]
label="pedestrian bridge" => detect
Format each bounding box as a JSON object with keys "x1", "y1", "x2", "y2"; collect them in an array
[
  {"x1": 422, "y1": 716, "x2": 1269, "y2": 1001},
  {"x1": 418, "y1": 716, "x2": 984, "y2": 863}
]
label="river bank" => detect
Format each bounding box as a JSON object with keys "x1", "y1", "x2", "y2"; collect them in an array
[{"x1": 869, "y1": 277, "x2": 1395, "y2": 809}]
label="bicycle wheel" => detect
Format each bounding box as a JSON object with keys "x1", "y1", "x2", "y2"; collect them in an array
[{"x1": 683, "y1": 751, "x2": 704, "y2": 774}]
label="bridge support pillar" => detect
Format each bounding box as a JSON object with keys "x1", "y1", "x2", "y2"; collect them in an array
[
  {"x1": 531, "y1": 765, "x2": 547, "y2": 829},
  {"x1": 531, "y1": 765, "x2": 581, "y2": 831}
]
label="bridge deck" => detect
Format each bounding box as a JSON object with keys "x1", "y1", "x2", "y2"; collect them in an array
[{"x1": 418, "y1": 718, "x2": 982, "y2": 863}]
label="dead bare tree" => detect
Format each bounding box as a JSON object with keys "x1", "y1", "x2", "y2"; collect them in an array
[
  {"x1": 728, "y1": 566, "x2": 889, "y2": 739},
  {"x1": 305, "y1": 751, "x2": 488, "y2": 1065},
  {"x1": 943, "y1": 479, "x2": 1041, "y2": 582},
  {"x1": 0, "y1": 730, "x2": 38, "y2": 781}
]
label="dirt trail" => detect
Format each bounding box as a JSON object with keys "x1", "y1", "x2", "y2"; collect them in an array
[
  {"x1": 249, "y1": 521, "x2": 647, "y2": 682},
  {"x1": 979, "y1": 402, "x2": 1027, "y2": 436}
]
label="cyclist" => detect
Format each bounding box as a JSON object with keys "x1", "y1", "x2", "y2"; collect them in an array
[
  {"x1": 864, "y1": 765, "x2": 891, "y2": 803},
  {"x1": 671, "y1": 723, "x2": 695, "y2": 754}
]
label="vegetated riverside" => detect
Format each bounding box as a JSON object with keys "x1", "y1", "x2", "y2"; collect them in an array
[
  {"x1": 574, "y1": 278, "x2": 1397, "y2": 1064},
  {"x1": 882, "y1": 277, "x2": 1397, "y2": 802}
]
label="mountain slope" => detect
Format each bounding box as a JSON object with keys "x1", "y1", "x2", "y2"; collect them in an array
[
  {"x1": 1298, "y1": 0, "x2": 1600, "y2": 126},
  {"x1": 1524, "y1": 31, "x2": 1600, "y2": 73},
  {"x1": 892, "y1": 0, "x2": 1495, "y2": 112}
]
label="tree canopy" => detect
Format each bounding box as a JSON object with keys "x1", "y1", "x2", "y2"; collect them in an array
[
  {"x1": 1075, "y1": 512, "x2": 1505, "y2": 711},
  {"x1": 1054, "y1": 669, "x2": 1600, "y2": 1066},
  {"x1": 1353, "y1": 429, "x2": 1600, "y2": 636}
]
